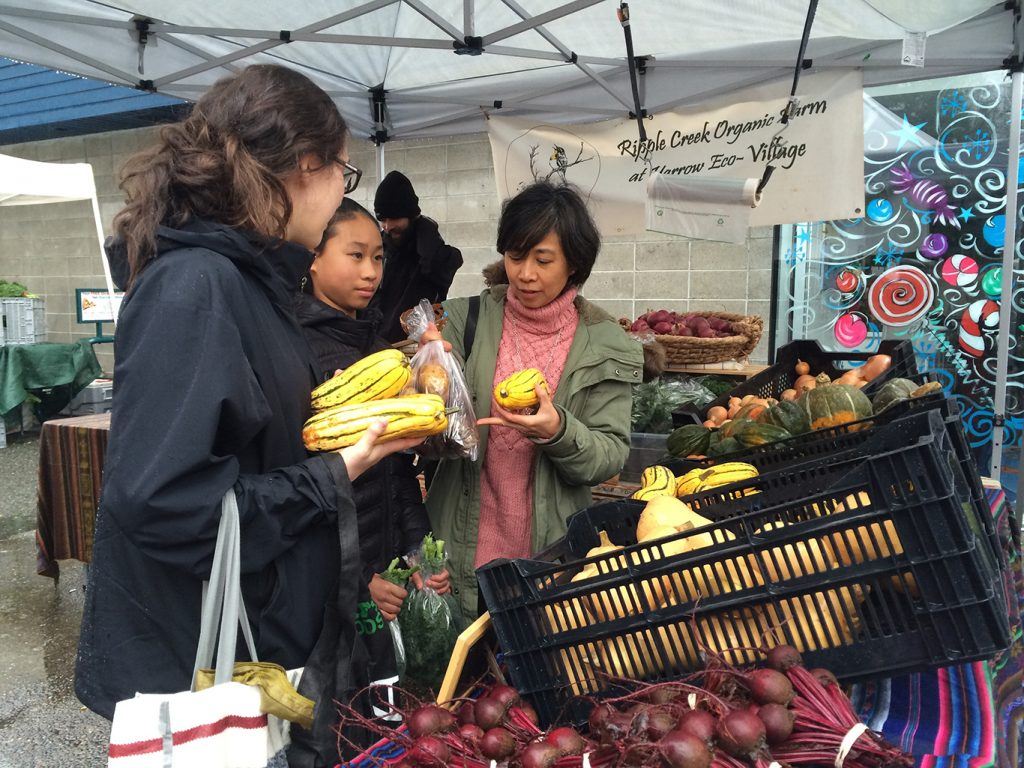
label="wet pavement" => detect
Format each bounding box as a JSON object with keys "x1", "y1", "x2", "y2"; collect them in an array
[{"x1": 0, "y1": 435, "x2": 108, "y2": 767}]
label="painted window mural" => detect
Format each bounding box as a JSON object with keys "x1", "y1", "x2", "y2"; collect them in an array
[{"x1": 775, "y1": 71, "x2": 1022, "y2": 482}]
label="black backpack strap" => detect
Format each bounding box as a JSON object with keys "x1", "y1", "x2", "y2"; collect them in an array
[{"x1": 463, "y1": 295, "x2": 481, "y2": 361}]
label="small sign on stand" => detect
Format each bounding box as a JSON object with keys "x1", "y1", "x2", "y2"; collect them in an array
[{"x1": 75, "y1": 288, "x2": 123, "y2": 344}]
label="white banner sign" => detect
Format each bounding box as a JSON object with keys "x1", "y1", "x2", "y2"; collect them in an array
[{"x1": 487, "y1": 70, "x2": 865, "y2": 236}]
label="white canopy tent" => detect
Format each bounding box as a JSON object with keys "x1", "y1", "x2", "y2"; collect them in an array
[
  {"x1": 0, "y1": 0, "x2": 1020, "y2": 480},
  {"x1": 0, "y1": 1, "x2": 1015, "y2": 140},
  {"x1": 0, "y1": 154, "x2": 119, "y2": 324}
]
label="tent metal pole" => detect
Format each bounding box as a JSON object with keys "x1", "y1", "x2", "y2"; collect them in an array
[
  {"x1": 161, "y1": 35, "x2": 243, "y2": 74},
  {"x1": 464, "y1": 0, "x2": 474, "y2": 36},
  {"x1": 645, "y1": 57, "x2": 1000, "y2": 70},
  {"x1": 498, "y1": 0, "x2": 633, "y2": 111},
  {"x1": 376, "y1": 144, "x2": 385, "y2": 185},
  {"x1": 149, "y1": 0, "x2": 397, "y2": 87},
  {"x1": 153, "y1": 39, "x2": 280, "y2": 87},
  {"x1": 383, "y1": 93, "x2": 623, "y2": 116},
  {"x1": 481, "y1": 0, "x2": 603, "y2": 46},
  {"x1": 89, "y1": 194, "x2": 118, "y2": 329},
  {"x1": 0, "y1": 18, "x2": 136, "y2": 84},
  {"x1": 296, "y1": 33, "x2": 452, "y2": 47},
  {"x1": 145, "y1": 24, "x2": 280, "y2": 37},
  {"x1": 989, "y1": 3, "x2": 1023, "y2": 482},
  {"x1": 0, "y1": 6, "x2": 131, "y2": 28},
  {"x1": 989, "y1": 66, "x2": 1022, "y2": 481},
  {"x1": 403, "y1": 0, "x2": 463, "y2": 41}
]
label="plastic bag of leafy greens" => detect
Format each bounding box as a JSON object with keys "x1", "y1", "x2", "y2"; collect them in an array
[
  {"x1": 631, "y1": 377, "x2": 717, "y2": 433},
  {"x1": 393, "y1": 534, "x2": 461, "y2": 699},
  {"x1": 695, "y1": 375, "x2": 736, "y2": 399},
  {"x1": 380, "y1": 557, "x2": 419, "y2": 689}
]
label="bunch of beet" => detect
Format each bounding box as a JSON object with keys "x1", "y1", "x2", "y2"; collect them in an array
[
  {"x1": 336, "y1": 682, "x2": 605, "y2": 768},
  {"x1": 576, "y1": 644, "x2": 910, "y2": 768},
  {"x1": 760, "y1": 646, "x2": 913, "y2": 768},
  {"x1": 583, "y1": 676, "x2": 787, "y2": 768},
  {"x1": 630, "y1": 310, "x2": 736, "y2": 339}
]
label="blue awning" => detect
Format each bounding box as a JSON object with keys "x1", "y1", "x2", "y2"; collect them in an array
[{"x1": 0, "y1": 57, "x2": 189, "y2": 144}]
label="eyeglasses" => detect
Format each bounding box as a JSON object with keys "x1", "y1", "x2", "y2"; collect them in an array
[{"x1": 341, "y1": 161, "x2": 362, "y2": 194}]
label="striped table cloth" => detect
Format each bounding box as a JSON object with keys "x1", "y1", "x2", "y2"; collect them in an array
[
  {"x1": 35, "y1": 411, "x2": 110, "y2": 580},
  {"x1": 851, "y1": 487, "x2": 1023, "y2": 768}
]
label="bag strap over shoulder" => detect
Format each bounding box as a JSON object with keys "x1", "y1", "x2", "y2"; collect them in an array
[{"x1": 463, "y1": 295, "x2": 481, "y2": 362}]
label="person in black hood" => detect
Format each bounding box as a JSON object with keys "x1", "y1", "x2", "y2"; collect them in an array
[
  {"x1": 74, "y1": 65, "x2": 424, "y2": 736},
  {"x1": 370, "y1": 170, "x2": 464, "y2": 342}
]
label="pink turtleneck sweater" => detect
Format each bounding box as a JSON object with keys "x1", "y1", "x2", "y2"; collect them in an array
[{"x1": 475, "y1": 287, "x2": 580, "y2": 567}]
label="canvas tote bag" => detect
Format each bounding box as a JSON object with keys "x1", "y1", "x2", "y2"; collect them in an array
[{"x1": 107, "y1": 490, "x2": 296, "y2": 768}]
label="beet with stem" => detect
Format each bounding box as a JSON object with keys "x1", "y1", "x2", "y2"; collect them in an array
[
  {"x1": 518, "y1": 741, "x2": 561, "y2": 768},
  {"x1": 406, "y1": 735, "x2": 451, "y2": 767},
  {"x1": 745, "y1": 668, "x2": 794, "y2": 706},
  {"x1": 676, "y1": 709, "x2": 716, "y2": 744},
  {"x1": 659, "y1": 730, "x2": 714, "y2": 768},
  {"x1": 545, "y1": 726, "x2": 585, "y2": 756},
  {"x1": 715, "y1": 709, "x2": 767, "y2": 760},
  {"x1": 480, "y1": 727, "x2": 517, "y2": 761},
  {"x1": 764, "y1": 644, "x2": 802, "y2": 672},
  {"x1": 756, "y1": 703, "x2": 795, "y2": 745},
  {"x1": 406, "y1": 705, "x2": 455, "y2": 739}
]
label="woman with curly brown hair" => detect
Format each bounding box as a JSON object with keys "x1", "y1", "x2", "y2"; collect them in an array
[{"x1": 74, "y1": 65, "x2": 422, "y2": 726}]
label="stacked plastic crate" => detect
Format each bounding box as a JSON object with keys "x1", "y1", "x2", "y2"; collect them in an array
[{"x1": 1, "y1": 298, "x2": 46, "y2": 345}]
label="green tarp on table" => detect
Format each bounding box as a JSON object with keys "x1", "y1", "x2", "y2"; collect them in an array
[{"x1": 0, "y1": 340, "x2": 101, "y2": 415}]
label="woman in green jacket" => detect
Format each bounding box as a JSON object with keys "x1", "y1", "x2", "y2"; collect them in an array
[{"x1": 426, "y1": 182, "x2": 643, "y2": 619}]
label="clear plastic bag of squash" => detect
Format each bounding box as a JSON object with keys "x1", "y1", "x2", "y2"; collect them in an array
[{"x1": 404, "y1": 299, "x2": 480, "y2": 460}]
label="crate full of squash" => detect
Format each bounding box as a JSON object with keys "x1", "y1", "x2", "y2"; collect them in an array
[
  {"x1": 671, "y1": 339, "x2": 919, "y2": 428},
  {"x1": 658, "y1": 355, "x2": 1002, "y2": 572},
  {"x1": 477, "y1": 408, "x2": 1009, "y2": 727}
]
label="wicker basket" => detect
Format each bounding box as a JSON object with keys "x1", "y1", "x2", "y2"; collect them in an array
[
  {"x1": 399, "y1": 302, "x2": 447, "y2": 337},
  {"x1": 622, "y1": 311, "x2": 763, "y2": 365}
]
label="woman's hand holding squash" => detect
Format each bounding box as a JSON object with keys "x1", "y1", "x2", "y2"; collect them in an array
[{"x1": 477, "y1": 383, "x2": 561, "y2": 441}]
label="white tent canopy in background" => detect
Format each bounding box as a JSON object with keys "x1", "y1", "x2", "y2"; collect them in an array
[
  {"x1": 0, "y1": 1, "x2": 1014, "y2": 140},
  {"x1": 0, "y1": 154, "x2": 118, "y2": 322}
]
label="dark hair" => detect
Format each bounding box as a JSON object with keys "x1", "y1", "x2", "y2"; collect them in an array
[
  {"x1": 495, "y1": 182, "x2": 600, "y2": 287},
  {"x1": 316, "y1": 197, "x2": 378, "y2": 253},
  {"x1": 113, "y1": 64, "x2": 348, "y2": 286}
]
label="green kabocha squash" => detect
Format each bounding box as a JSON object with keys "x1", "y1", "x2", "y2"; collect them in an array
[
  {"x1": 871, "y1": 377, "x2": 918, "y2": 413},
  {"x1": 761, "y1": 400, "x2": 811, "y2": 435},
  {"x1": 798, "y1": 374, "x2": 873, "y2": 431},
  {"x1": 707, "y1": 436, "x2": 743, "y2": 457},
  {"x1": 719, "y1": 418, "x2": 755, "y2": 439},
  {"x1": 733, "y1": 402, "x2": 769, "y2": 422},
  {"x1": 732, "y1": 421, "x2": 792, "y2": 448},
  {"x1": 666, "y1": 424, "x2": 713, "y2": 457}
]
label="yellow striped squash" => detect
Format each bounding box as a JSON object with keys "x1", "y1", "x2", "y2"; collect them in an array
[
  {"x1": 303, "y1": 394, "x2": 447, "y2": 451},
  {"x1": 631, "y1": 465, "x2": 677, "y2": 501},
  {"x1": 310, "y1": 349, "x2": 411, "y2": 411},
  {"x1": 675, "y1": 462, "x2": 759, "y2": 498},
  {"x1": 494, "y1": 368, "x2": 548, "y2": 410}
]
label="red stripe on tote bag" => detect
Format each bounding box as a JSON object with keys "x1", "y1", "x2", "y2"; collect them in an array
[{"x1": 109, "y1": 714, "x2": 269, "y2": 758}]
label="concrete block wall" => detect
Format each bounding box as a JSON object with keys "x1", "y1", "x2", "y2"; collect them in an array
[
  {"x1": 0, "y1": 128, "x2": 160, "y2": 373},
  {"x1": 1, "y1": 126, "x2": 773, "y2": 370}
]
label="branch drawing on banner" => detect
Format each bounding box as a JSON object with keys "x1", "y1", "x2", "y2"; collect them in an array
[{"x1": 528, "y1": 142, "x2": 594, "y2": 184}]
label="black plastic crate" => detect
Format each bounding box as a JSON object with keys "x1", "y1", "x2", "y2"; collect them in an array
[
  {"x1": 660, "y1": 396, "x2": 1001, "y2": 571},
  {"x1": 597, "y1": 410, "x2": 1001, "y2": 584},
  {"x1": 477, "y1": 417, "x2": 1009, "y2": 727},
  {"x1": 671, "y1": 339, "x2": 919, "y2": 427}
]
